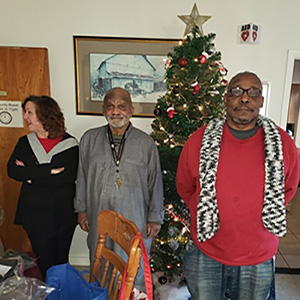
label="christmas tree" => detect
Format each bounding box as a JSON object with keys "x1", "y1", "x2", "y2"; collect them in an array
[{"x1": 150, "y1": 4, "x2": 228, "y2": 283}]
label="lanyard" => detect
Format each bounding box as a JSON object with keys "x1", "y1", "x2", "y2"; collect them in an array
[{"x1": 107, "y1": 123, "x2": 131, "y2": 187}]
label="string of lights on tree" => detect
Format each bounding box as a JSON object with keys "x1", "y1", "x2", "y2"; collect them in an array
[{"x1": 150, "y1": 4, "x2": 228, "y2": 284}]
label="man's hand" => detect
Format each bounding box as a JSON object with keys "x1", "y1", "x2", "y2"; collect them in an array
[
  {"x1": 147, "y1": 223, "x2": 161, "y2": 238},
  {"x1": 78, "y1": 212, "x2": 89, "y2": 232}
]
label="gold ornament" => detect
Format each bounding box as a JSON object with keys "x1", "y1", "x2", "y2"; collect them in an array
[{"x1": 178, "y1": 3, "x2": 211, "y2": 36}]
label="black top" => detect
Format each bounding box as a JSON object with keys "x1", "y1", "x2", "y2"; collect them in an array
[{"x1": 7, "y1": 133, "x2": 79, "y2": 237}]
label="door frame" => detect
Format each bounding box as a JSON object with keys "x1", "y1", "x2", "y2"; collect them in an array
[{"x1": 281, "y1": 49, "x2": 300, "y2": 147}]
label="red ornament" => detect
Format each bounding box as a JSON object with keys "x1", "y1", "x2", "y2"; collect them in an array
[
  {"x1": 165, "y1": 59, "x2": 171, "y2": 69},
  {"x1": 217, "y1": 61, "x2": 227, "y2": 76},
  {"x1": 221, "y1": 79, "x2": 228, "y2": 86},
  {"x1": 199, "y1": 52, "x2": 208, "y2": 64},
  {"x1": 219, "y1": 67, "x2": 227, "y2": 76},
  {"x1": 167, "y1": 107, "x2": 175, "y2": 118},
  {"x1": 193, "y1": 85, "x2": 200, "y2": 94},
  {"x1": 178, "y1": 57, "x2": 188, "y2": 67}
]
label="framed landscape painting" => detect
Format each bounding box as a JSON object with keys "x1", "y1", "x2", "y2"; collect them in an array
[{"x1": 74, "y1": 36, "x2": 179, "y2": 117}]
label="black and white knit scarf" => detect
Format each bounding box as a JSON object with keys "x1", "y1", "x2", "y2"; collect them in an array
[{"x1": 197, "y1": 115, "x2": 286, "y2": 242}]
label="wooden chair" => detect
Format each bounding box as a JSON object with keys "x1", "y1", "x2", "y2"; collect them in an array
[{"x1": 90, "y1": 210, "x2": 142, "y2": 300}]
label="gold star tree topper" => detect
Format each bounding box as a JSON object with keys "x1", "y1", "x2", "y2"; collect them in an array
[{"x1": 178, "y1": 3, "x2": 211, "y2": 36}]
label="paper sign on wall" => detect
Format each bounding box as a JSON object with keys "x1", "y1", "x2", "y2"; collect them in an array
[
  {"x1": 238, "y1": 23, "x2": 261, "y2": 44},
  {"x1": 0, "y1": 101, "x2": 23, "y2": 128}
]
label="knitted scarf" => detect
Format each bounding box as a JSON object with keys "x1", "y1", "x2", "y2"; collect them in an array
[{"x1": 197, "y1": 115, "x2": 286, "y2": 242}]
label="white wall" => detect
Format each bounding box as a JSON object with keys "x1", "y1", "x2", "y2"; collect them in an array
[{"x1": 2, "y1": 0, "x2": 300, "y2": 264}]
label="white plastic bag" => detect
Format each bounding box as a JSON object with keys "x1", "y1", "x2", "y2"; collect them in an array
[{"x1": 0, "y1": 274, "x2": 54, "y2": 300}]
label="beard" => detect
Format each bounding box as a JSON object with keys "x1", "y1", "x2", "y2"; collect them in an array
[
  {"x1": 231, "y1": 116, "x2": 256, "y2": 125},
  {"x1": 230, "y1": 106, "x2": 257, "y2": 125},
  {"x1": 106, "y1": 114, "x2": 128, "y2": 129}
]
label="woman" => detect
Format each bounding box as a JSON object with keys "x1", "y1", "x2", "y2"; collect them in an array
[{"x1": 7, "y1": 95, "x2": 78, "y2": 280}]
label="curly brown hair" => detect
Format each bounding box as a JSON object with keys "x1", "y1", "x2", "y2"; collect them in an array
[{"x1": 22, "y1": 96, "x2": 66, "y2": 138}]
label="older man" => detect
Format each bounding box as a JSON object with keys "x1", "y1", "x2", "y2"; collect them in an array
[
  {"x1": 177, "y1": 71, "x2": 299, "y2": 299},
  {"x1": 74, "y1": 87, "x2": 164, "y2": 291}
]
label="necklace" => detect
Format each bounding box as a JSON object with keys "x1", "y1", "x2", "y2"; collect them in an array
[{"x1": 107, "y1": 123, "x2": 131, "y2": 188}]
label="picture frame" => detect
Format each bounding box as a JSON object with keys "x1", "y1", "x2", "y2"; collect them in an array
[{"x1": 73, "y1": 36, "x2": 179, "y2": 117}]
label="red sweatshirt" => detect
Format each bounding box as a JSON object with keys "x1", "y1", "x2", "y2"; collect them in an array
[{"x1": 177, "y1": 123, "x2": 299, "y2": 266}]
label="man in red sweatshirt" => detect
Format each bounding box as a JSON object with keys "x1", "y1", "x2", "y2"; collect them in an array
[{"x1": 176, "y1": 71, "x2": 299, "y2": 300}]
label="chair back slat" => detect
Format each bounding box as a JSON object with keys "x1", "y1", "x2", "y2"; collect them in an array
[{"x1": 90, "y1": 210, "x2": 142, "y2": 300}]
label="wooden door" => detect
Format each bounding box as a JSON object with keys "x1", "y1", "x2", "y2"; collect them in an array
[{"x1": 0, "y1": 47, "x2": 50, "y2": 251}]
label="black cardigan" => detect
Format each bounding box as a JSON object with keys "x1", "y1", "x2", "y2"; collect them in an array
[{"x1": 7, "y1": 133, "x2": 78, "y2": 237}]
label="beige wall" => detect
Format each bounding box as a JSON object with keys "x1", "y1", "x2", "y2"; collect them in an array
[{"x1": 2, "y1": 0, "x2": 300, "y2": 264}]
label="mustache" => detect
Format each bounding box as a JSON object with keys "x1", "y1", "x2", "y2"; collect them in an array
[
  {"x1": 234, "y1": 106, "x2": 254, "y2": 112},
  {"x1": 108, "y1": 114, "x2": 124, "y2": 119}
]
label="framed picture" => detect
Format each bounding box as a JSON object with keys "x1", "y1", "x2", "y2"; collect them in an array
[{"x1": 73, "y1": 36, "x2": 179, "y2": 117}]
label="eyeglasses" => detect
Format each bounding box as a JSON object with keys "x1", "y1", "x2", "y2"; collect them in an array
[{"x1": 228, "y1": 87, "x2": 262, "y2": 98}]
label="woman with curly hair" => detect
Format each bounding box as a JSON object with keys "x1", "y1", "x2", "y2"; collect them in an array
[{"x1": 7, "y1": 95, "x2": 78, "y2": 280}]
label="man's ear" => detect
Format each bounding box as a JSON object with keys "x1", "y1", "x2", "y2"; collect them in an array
[
  {"x1": 260, "y1": 96, "x2": 264, "y2": 108},
  {"x1": 223, "y1": 93, "x2": 228, "y2": 106}
]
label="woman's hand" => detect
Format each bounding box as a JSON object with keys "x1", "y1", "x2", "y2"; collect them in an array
[
  {"x1": 15, "y1": 159, "x2": 25, "y2": 166},
  {"x1": 15, "y1": 160, "x2": 31, "y2": 183},
  {"x1": 51, "y1": 167, "x2": 65, "y2": 175}
]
